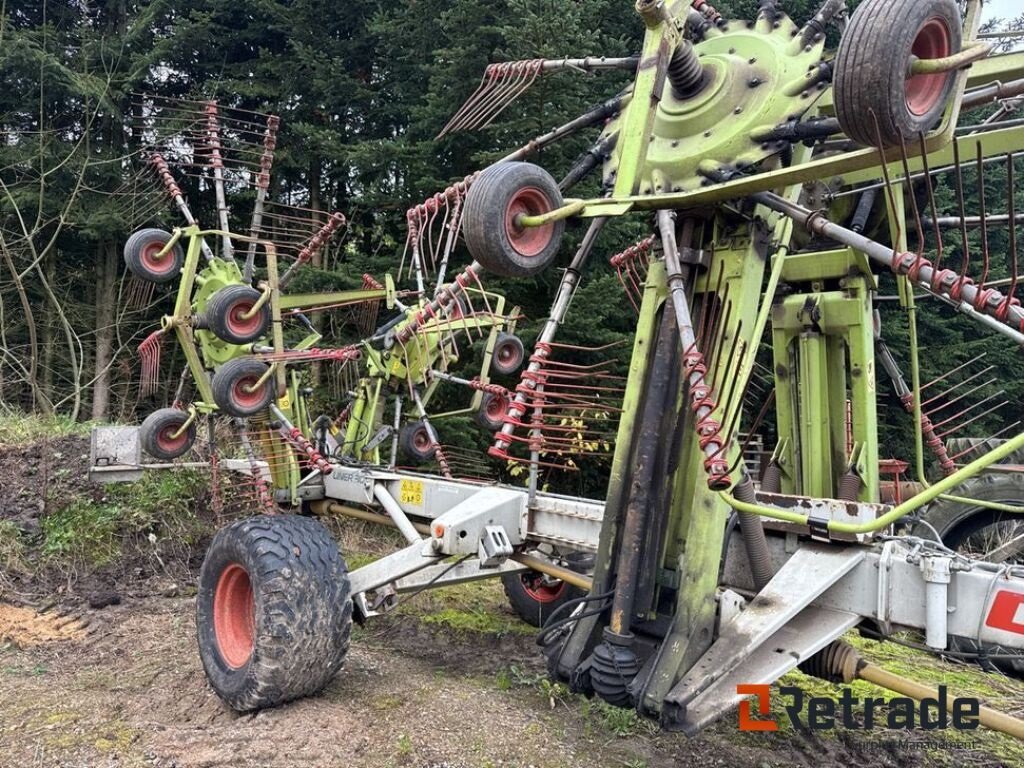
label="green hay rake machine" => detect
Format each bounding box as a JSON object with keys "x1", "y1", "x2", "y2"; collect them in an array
[{"x1": 92, "y1": 0, "x2": 1024, "y2": 737}]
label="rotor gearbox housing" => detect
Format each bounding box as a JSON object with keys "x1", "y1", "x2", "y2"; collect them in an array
[{"x1": 601, "y1": 14, "x2": 827, "y2": 195}]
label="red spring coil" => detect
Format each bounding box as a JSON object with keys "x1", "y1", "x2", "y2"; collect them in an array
[
  {"x1": 892, "y1": 249, "x2": 1021, "y2": 335},
  {"x1": 291, "y1": 212, "x2": 347, "y2": 270},
  {"x1": 334, "y1": 402, "x2": 353, "y2": 430},
  {"x1": 433, "y1": 444, "x2": 452, "y2": 477},
  {"x1": 362, "y1": 273, "x2": 384, "y2": 290},
  {"x1": 467, "y1": 377, "x2": 510, "y2": 397},
  {"x1": 681, "y1": 344, "x2": 730, "y2": 489},
  {"x1": 204, "y1": 102, "x2": 225, "y2": 170},
  {"x1": 692, "y1": 0, "x2": 723, "y2": 24},
  {"x1": 251, "y1": 469, "x2": 276, "y2": 513},
  {"x1": 286, "y1": 426, "x2": 334, "y2": 475},
  {"x1": 257, "y1": 116, "x2": 279, "y2": 192},
  {"x1": 899, "y1": 394, "x2": 955, "y2": 476},
  {"x1": 149, "y1": 154, "x2": 182, "y2": 200},
  {"x1": 609, "y1": 236, "x2": 655, "y2": 268}
]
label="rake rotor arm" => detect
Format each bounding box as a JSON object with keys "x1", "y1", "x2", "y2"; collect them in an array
[
  {"x1": 500, "y1": 92, "x2": 628, "y2": 164},
  {"x1": 489, "y1": 219, "x2": 608, "y2": 458},
  {"x1": 751, "y1": 191, "x2": 1024, "y2": 346}
]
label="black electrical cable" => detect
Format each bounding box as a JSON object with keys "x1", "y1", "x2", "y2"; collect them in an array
[
  {"x1": 536, "y1": 589, "x2": 615, "y2": 648},
  {"x1": 859, "y1": 626, "x2": 1024, "y2": 662}
]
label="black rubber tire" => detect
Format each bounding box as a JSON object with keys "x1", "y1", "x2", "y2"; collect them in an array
[
  {"x1": 917, "y1": 472, "x2": 1024, "y2": 545},
  {"x1": 490, "y1": 332, "x2": 525, "y2": 376},
  {"x1": 474, "y1": 391, "x2": 510, "y2": 432},
  {"x1": 462, "y1": 162, "x2": 565, "y2": 278},
  {"x1": 944, "y1": 437, "x2": 1024, "y2": 466},
  {"x1": 212, "y1": 357, "x2": 275, "y2": 417},
  {"x1": 123, "y1": 228, "x2": 184, "y2": 284},
  {"x1": 916, "y1": 472, "x2": 1024, "y2": 678},
  {"x1": 197, "y1": 515, "x2": 353, "y2": 711},
  {"x1": 502, "y1": 568, "x2": 585, "y2": 628},
  {"x1": 399, "y1": 420, "x2": 434, "y2": 462},
  {"x1": 833, "y1": 0, "x2": 961, "y2": 148},
  {"x1": 139, "y1": 407, "x2": 197, "y2": 460},
  {"x1": 206, "y1": 285, "x2": 271, "y2": 345}
]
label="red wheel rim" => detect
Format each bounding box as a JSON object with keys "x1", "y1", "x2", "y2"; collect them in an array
[
  {"x1": 231, "y1": 375, "x2": 266, "y2": 410},
  {"x1": 521, "y1": 573, "x2": 565, "y2": 604},
  {"x1": 496, "y1": 341, "x2": 522, "y2": 368},
  {"x1": 906, "y1": 17, "x2": 952, "y2": 116},
  {"x1": 412, "y1": 428, "x2": 432, "y2": 453},
  {"x1": 155, "y1": 422, "x2": 189, "y2": 455},
  {"x1": 225, "y1": 300, "x2": 263, "y2": 338},
  {"x1": 213, "y1": 563, "x2": 255, "y2": 668},
  {"x1": 140, "y1": 240, "x2": 175, "y2": 276},
  {"x1": 504, "y1": 187, "x2": 555, "y2": 258},
  {"x1": 486, "y1": 395, "x2": 509, "y2": 421}
]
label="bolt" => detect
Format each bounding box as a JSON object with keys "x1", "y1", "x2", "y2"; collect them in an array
[
  {"x1": 734, "y1": 107, "x2": 743, "y2": 114},
  {"x1": 704, "y1": 130, "x2": 712, "y2": 137},
  {"x1": 748, "y1": 77, "x2": 762, "y2": 88},
  {"x1": 671, "y1": 140, "x2": 679, "y2": 148},
  {"x1": 749, "y1": 57, "x2": 757, "y2": 64}
]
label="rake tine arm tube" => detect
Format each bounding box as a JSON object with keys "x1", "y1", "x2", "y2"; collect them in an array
[
  {"x1": 500, "y1": 94, "x2": 626, "y2": 164},
  {"x1": 490, "y1": 218, "x2": 608, "y2": 457},
  {"x1": 245, "y1": 115, "x2": 280, "y2": 282},
  {"x1": 752, "y1": 192, "x2": 1024, "y2": 343},
  {"x1": 658, "y1": 210, "x2": 731, "y2": 490},
  {"x1": 150, "y1": 154, "x2": 215, "y2": 262},
  {"x1": 204, "y1": 102, "x2": 234, "y2": 263}
]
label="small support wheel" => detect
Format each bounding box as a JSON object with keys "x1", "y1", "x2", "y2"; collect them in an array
[
  {"x1": 474, "y1": 391, "x2": 510, "y2": 432},
  {"x1": 399, "y1": 420, "x2": 434, "y2": 463},
  {"x1": 139, "y1": 407, "x2": 197, "y2": 460},
  {"x1": 206, "y1": 285, "x2": 271, "y2": 345},
  {"x1": 197, "y1": 515, "x2": 353, "y2": 710},
  {"x1": 833, "y1": 0, "x2": 962, "y2": 148},
  {"x1": 462, "y1": 162, "x2": 565, "y2": 278},
  {"x1": 491, "y1": 332, "x2": 525, "y2": 376},
  {"x1": 123, "y1": 228, "x2": 184, "y2": 284},
  {"x1": 502, "y1": 568, "x2": 584, "y2": 628},
  {"x1": 212, "y1": 357, "x2": 275, "y2": 417}
]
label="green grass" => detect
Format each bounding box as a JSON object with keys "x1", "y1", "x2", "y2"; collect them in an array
[
  {"x1": 722, "y1": 631, "x2": 1024, "y2": 767},
  {"x1": 580, "y1": 698, "x2": 655, "y2": 738},
  {"x1": 0, "y1": 408, "x2": 89, "y2": 446},
  {"x1": 42, "y1": 470, "x2": 209, "y2": 566}
]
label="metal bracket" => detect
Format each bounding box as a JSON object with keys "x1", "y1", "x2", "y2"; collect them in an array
[
  {"x1": 678, "y1": 246, "x2": 710, "y2": 269},
  {"x1": 479, "y1": 525, "x2": 514, "y2": 567}
]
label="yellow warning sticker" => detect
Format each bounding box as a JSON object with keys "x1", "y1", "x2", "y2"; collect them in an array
[
  {"x1": 399, "y1": 479, "x2": 424, "y2": 507},
  {"x1": 277, "y1": 392, "x2": 291, "y2": 410}
]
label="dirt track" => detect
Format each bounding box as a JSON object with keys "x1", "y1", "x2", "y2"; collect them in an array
[
  {"x1": 0, "y1": 596, "x2": 754, "y2": 768},
  {"x1": 1, "y1": 592, "x2": 1019, "y2": 768}
]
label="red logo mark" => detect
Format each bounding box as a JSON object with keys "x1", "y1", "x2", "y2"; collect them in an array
[
  {"x1": 737, "y1": 684, "x2": 778, "y2": 731},
  {"x1": 985, "y1": 590, "x2": 1024, "y2": 635}
]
